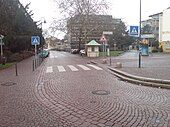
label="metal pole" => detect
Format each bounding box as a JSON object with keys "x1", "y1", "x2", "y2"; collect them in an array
[
  {"x1": 15, "y1": 63, "x2": 18, "y2": 76},
  {"x1": 33, "y1": 60, "x2": 35, "y2": 71},
  {"x1": 139, "y1": 0, "x2": 142, "y2": 68},
  {"x1": 103, "y1": 42, "x2": 104, "y2": 57},
  {"x1": 110, "y1": 58, "x2": 111, "y2": 66},
  {"x1": 35, "y1": 44, "x2": 37, "y2": 56},
  {"x1": 0, "y1": 38, "x2": 3, "y2": 57}
]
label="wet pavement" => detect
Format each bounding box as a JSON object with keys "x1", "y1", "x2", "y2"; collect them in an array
[{"x1": 0, "y1": 51, "x2": 170, "y2": 127}]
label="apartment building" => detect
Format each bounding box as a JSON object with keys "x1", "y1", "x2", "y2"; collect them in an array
[
  {"x1": 67, "y1": 15, "x2": 121, "y2": 49},
  {"x1": 159, "y1": 7, "x2": 170, "y2": 52}
]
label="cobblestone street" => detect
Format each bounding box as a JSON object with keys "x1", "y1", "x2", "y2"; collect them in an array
[{"x1": 0, "y1": 51, "x2": 170, "y2": 127}]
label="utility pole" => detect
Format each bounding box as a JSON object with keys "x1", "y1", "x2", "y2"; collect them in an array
[{"x1": 139, "y1": 0, "x2": 142, "y2": 68}]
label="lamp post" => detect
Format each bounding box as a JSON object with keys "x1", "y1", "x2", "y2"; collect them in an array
[
  {"x1": 40, "y1": 19, "x2": 46, "y2": 54},
  {"x1": 139, "y1": 0, "x2": 142, "y2": 68}
]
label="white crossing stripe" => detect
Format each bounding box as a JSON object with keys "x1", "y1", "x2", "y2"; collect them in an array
[
  {"x1": 50, "y1": 55, "x2": 54, "y2": 58},
  {"x1": 57, "y1": 66, "x2": 66, "y2": 72},
  {"x1": 77, "y1": 65, "x2": 91, "y2": 71},
  {"x1": 68, "y1": 65, "x2": 78, "y2": 71},
  {"x1": 87, "y1": 64, "x2": 103, "y2": 70},
  {"x1": 46, "y1": 66, "x2": 53, "y2": 73},
  {"x1": 50, "y1": 55, "x2": 58, "y2": 58}
]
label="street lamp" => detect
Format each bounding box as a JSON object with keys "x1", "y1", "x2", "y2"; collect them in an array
[
  {"x1": 139, "y1": 0, "x2": 142, "y2": 68},
  {"x1": 39, "y1": 18, "x2": 46, "y2": 53}
]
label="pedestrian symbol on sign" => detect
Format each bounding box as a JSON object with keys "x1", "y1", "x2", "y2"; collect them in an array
[
  {"x1": 33, "y1": 38, "x2": 38, "y2": 43},
  {"x1": 130, "y1": 26, "x2": 139, "y2": 36},
  {"x1": 31, "y1": 36, "x2": 40, "y2": 45}
]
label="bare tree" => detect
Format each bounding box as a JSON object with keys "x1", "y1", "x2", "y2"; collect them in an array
[{"x1": 51, "y1": 0, "x2": 110, "y2": 50}]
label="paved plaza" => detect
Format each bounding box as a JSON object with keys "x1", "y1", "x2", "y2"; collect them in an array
[{"x1": 0, "y1": 51, "x2": 170, "y2": 127}]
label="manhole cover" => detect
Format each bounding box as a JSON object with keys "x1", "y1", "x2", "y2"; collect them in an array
[
  {"x1": 1, "y1": 82, "x2": 17, "y2": 86},
  {"x1": 92, "y1": 90, "x2": 110, "y2": 95},
  {"x1": 151, "y1": 117, "x2": 164, "y2": 124}
]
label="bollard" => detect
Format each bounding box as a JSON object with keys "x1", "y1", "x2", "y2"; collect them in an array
[
  {"x1": 33, "y1": 60, "x2": 35, "y2": 71},
  {"x1": 110, "y1": 58, "x2": 112, "y2": 66},
  {"x1": 35, "y1": 59, "x2": 37, "y2": 69},
  {"x1": 115, "y1": 62, "x2": 122, "y2": 68},
  {"x1": 15, "y1": 63, "x2": 18, "y2": 76}
]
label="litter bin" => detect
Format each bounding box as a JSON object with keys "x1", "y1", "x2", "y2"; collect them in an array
[{"x1": 1, "y1": 56, "x2": 7, "y2": 65}]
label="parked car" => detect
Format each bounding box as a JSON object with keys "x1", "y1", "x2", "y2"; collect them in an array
[
  {"x1": 79, "y1": 49, "x2": 85, "y2": 56},
  {"x1": 38, "y1": 50, "x2": 49, "y2": 58},
  {"x1": 71, "y1": 49, "x2": 79, "y2": 54}
]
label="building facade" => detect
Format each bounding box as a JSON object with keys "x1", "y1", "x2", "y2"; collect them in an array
[
  {"x1": 159, "y1": 7, "x2": 170, "y2": 52},
  {"x1": 142, "y1": 12, "x2": 162, "y2": 41},
  {"x1": 67, "y1": 15, "x2": 122, "y2": 49}
]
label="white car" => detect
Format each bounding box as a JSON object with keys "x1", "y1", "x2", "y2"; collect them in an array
[{"x1": 80, "y1": 49, "x2": 85, "y2": 56}]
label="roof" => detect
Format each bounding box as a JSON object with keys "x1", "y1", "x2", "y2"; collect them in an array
[
  {"x1": 149, "y1": 12, "x2": 163, "y2": 17},
  {"x1": 86, "y1": 40, "x2": 101, "y2": 46}
]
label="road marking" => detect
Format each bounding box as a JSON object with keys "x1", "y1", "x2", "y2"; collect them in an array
[
  {"x1": 68, "y1": 65, "x2": 78, "y2": 71},
  {"x1": 57, "y1": 66, "x2": 66, "y2": 72},
  {"x1": 87, "y1": 64, "x2": 103, "y2": 70},
  {"x1": 46, "y1": 66, "x2": 53, "y2": 73},
  {"x1": 49, "y1": 56, "x2": 54, "y2": 58},
  {"x1": 50, "y1": 55, "x2": 58, "y2": 58},
  {"x1": 77, "y1": 65, "x2": 91, "y2": 71}
]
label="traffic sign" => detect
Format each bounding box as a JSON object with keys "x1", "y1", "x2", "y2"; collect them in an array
[
  {"x1": 100, "y1": 35, "x2": 107, "y2": 43},
  {"x1": 130, "y1": 26, "x2": 139, "y2": 35},
  {"x1": 31, "y1": 36, "x2": 40, "y2": 45},
  {"x1": 0, "y1": 35, "x2": 4, "y2": 39}
]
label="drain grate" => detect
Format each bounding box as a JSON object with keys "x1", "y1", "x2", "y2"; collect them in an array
[
  {"x1": 92, "y1": 90, "x2": 110, "y2": 95},
  {"x1": 1, "y1": 82, "x2": 17, "y2": 86}
]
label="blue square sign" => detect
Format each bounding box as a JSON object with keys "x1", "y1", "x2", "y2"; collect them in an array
[
  {"x1": 31, "y1": 36, "x2": 40, "y2": 45},
  {"x1": 130, "y1": 26, "x2": 139, "y2": 35}
]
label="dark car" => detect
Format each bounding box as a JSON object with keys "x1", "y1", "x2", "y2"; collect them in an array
[{"x1": 38, "y1": 50, "x2": 49, "y2": 58}]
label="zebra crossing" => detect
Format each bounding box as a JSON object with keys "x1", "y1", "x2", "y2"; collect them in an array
[{"x1": 45, "y1": 64, "x2": 103, "y2": 73}]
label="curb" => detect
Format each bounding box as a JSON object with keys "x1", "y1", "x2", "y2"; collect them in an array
[
  {"x1": 90, "y1": 61, "x2": 170, "y2": 89},
  {"x1": 108, "y1": 67, "x2": 170, "y2": 89}
]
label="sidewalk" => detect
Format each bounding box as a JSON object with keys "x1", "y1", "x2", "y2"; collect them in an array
[{"x1": 94, "y1": 51, "x2": 170, "y2": 81}]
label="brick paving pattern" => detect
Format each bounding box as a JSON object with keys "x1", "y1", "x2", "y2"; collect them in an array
[{"x1": 0, "y1": 51, "x2": 170, "y2": 127}]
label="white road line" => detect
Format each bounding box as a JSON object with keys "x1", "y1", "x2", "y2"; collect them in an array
[
  {"x1": 49, "y1": 56, "x2": 54, "y2": 58},
  {"x1": 57, "y1": 66, "x2": 66, "y2": 72},
  {"x1": 77, "y1": 65, "x2": 91, "y2": 71},
  {"x1": 46, "y1": 66, "x2": 53, "y2": 73},
  {"x1": 87, "y1": 64, "x2": 103, "y2": 70},
  {"x1": 68, "y1": 65, "x2": 79, "y2": 71}
]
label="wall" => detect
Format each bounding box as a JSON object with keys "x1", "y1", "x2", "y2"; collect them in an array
[{"x1": 162, "y1": 8, "x2": 170, "y2": 42}]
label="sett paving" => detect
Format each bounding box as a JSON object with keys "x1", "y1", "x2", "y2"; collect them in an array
[
  {"x1": 0, "y1": 51, "x2": 170, "y2": 127},
  {"x1": 97, "y1": 52, "x2": 170, "y2": 80}
]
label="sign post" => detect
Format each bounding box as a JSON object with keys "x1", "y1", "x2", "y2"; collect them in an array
[
  {"x1": 129, "y1": 25, "x2": 141, "y2": 68},
  {"x1": 31, "y1": 36, "x2": 40, "y2": 57},
  {"x1": 100, "y1": 35, "x2": 107, "y2": 57}
]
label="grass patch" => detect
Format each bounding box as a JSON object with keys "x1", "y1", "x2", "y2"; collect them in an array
[
  {"x1": 100, "y1": 51, "x2": 124, "y2": 57},
  {"x1": 0, "y1": 63, "x2": 13, "y2": 70}
]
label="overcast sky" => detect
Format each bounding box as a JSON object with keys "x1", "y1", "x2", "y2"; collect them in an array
[{"x1": 19, "y1": 0, "x2": 170, "y2": 38}]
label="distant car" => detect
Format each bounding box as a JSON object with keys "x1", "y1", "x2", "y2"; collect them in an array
[
  {"x1": 38, "y1": 50, "x2": 49, "y2": 58},
  {"x1": 71, "y1": 49, "x2": 79, "y2": 54},
  {"x1": 79, "y1": 49, "x2": 85, "y2": 56}
]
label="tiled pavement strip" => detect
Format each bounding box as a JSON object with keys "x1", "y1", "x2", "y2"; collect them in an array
[
  {"x1": 1, "y1": 54, "x2": 170, "y2": 127},
  {"x1": 97, "y1": 53, "x2": 170, "y2": 80}
]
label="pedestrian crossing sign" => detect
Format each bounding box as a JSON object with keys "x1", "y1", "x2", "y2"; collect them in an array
[
  {"x1": 31, "y1": 36, "x2": 40, "y2": 45},
  {"x1": 130, "y1": 26, "x2": 139, "y2": 35}
]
